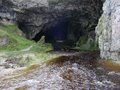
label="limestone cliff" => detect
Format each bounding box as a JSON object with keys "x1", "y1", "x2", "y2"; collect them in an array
[{"x1": 96, "y1": 0, "x2": 120, "y2": 61}]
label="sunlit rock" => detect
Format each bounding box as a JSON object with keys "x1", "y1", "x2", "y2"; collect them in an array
[{"x1": 96, "y1": 0, "x2": 120, "y2": 61}]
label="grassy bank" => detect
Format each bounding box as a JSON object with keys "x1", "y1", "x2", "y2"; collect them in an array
[
  {"x1": 0, "y1": 22, "x2": 59, "y2": 66},
  {"x1": 0, "y1": 23, "x2": 33, "y2": 51}
]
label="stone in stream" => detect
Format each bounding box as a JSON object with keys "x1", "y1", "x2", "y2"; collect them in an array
[{"x1": 8, "y1": 79, "x2": 40, "y2": 90}]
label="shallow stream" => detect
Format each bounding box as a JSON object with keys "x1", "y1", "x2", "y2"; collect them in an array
[{"x1": 0, "y1": 51, "x2": 120, "y2": 90}]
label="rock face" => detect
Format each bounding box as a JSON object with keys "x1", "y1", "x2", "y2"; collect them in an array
[
  {"x1": 0, "y1": 0, "x2": 15, "y2": 22},
  {"x1": 0, "y1": 37, "x2": 9, "y2": 46},
  {"x1": 96, "y1": 0, "x2": 120, "y2": 61},
  {"x1": 1, "y1": 0, "x2": 103, "y2": 44}
]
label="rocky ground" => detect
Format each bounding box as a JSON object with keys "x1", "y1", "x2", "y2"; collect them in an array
[{"x1": 0, "y1": 51, "x2": 120, "y2": 90}]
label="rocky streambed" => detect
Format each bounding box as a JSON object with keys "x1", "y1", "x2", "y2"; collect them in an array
[{"x1": 0, "y1": 51, "x2": 120, "y2": 90}]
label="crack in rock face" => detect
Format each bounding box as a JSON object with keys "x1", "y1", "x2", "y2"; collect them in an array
[{"x1": 1, "y1": 0, "x2": 103, "y2": 46}]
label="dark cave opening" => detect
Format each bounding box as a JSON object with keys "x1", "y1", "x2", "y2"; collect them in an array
[
  {"x1": 16, "y1": 0, "x2": 104, "y2": 51},
  {"x1": 32, "y1": 16, "x2": 75, "y2": 50}
]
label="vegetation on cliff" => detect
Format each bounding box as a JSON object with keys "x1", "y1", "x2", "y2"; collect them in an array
[{"x1": 0, "y1": 23, "x2": 33, "y2": 51}]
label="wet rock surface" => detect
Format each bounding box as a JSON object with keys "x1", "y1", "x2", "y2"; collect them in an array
[{"x1": 0, "y1": 51, "x2": 120, "y2": 90}]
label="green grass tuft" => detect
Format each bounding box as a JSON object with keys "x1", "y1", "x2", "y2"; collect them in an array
[{"x1": 0, "y1": 23, "x2": 34, "y2": 51}]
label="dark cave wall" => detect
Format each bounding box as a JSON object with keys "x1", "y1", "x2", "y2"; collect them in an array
[
  {"x1": 0, "y1": 0, "x2": 15, "y2": 21},
  {"x1": 1, "y1": 0, "x2": 104, "y2": 48}
]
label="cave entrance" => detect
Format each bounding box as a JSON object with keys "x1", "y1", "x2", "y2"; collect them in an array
[
  {"x1": 32, "y1": 12, "x2": 102, "y2": 51},
  {"x1": 33, "y1": 17, "x2": 73, "y2": 51},
  {"x1": 17, "y1": 0, "x2": 104, "y2": 51},
  {"x1": 44, "y1": 18, "x2": 68, "y2": 51}
]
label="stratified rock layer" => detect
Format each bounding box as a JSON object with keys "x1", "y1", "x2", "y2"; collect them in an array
[{"x1": 96, "y1": 0, "x2": 120, "y2": 61}]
